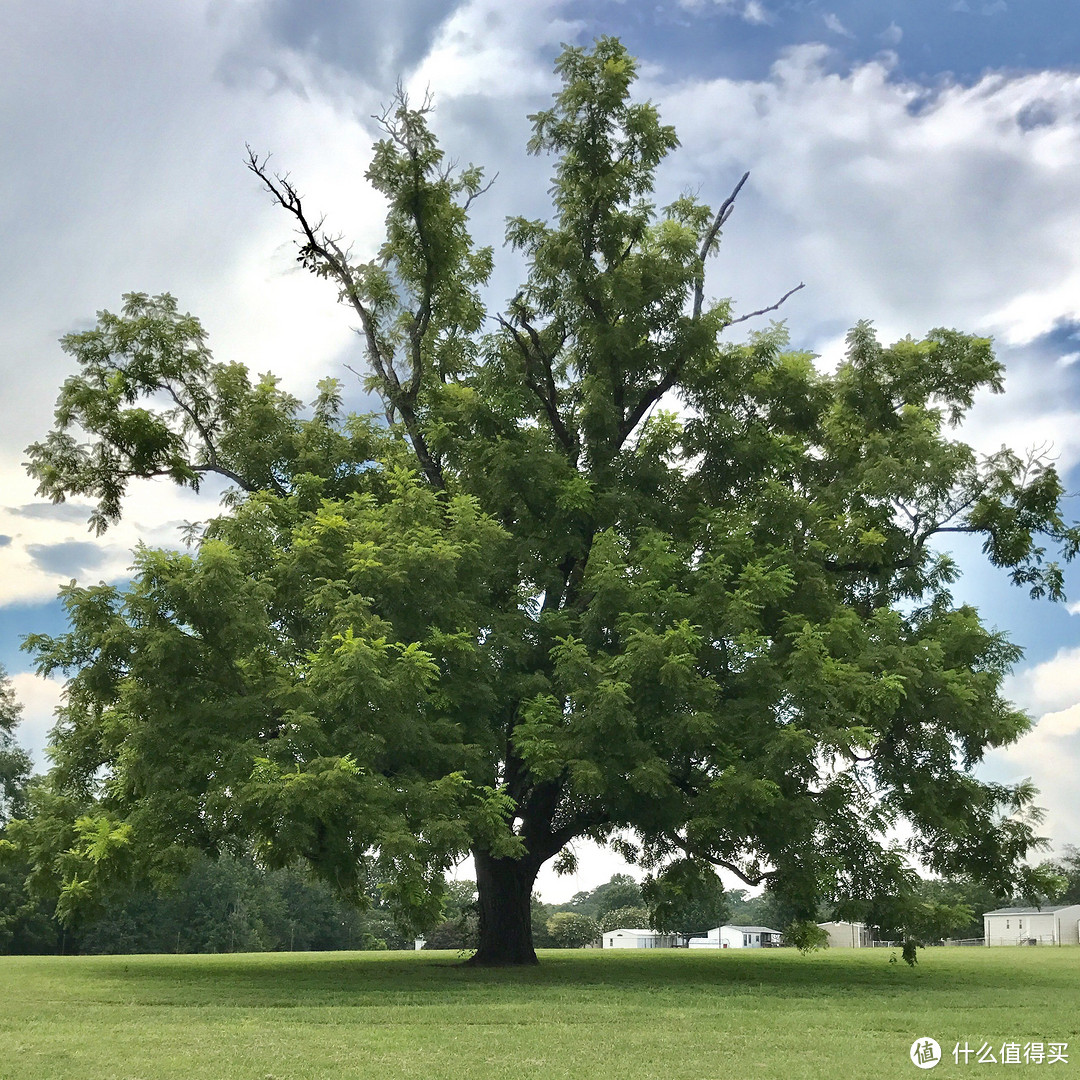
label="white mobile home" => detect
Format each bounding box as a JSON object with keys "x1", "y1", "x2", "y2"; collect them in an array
[
  {"x1": 818, "y1": 921, "x2": 871, "y2": 948},
  {"x1": 602, "y1": 928, "x2": 679, "y2": 949},
  {"x1": 687, "y1": 925, "x2": 783, "y2": 949},
  {"x1": 983, "y1": 905, "x2": 1080, "y2": 946}
]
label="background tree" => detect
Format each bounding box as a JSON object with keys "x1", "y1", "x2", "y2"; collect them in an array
[
  {"x1": 0, "y1": 665, "x2": 31, "y2": 825},
  {"x1": 19, "y1": 38, "x2": 1079, "y2": 966},
  {"x1": 0, "y1": 668, "x2": 56, "y2": 954},
  {"x1": 643, "y1": 860, "x2": 730, "y2": 937},
  {"x1": 567, "y1": 873, "x2": 643, "y2": 919},
  {"x1": 1042, "y1": 846, "x2": 1080, "y2": 904},
  {"x1": 546, "y1": 911, "x2": 600, "y2": 948},
  {"x1": 598, "y1": 905, "x2": 652, "y2": 932},
  {"x1": 422, "y1": 879, "x2": 479, "y2": 950}
]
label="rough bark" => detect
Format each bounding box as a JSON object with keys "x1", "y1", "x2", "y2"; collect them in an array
[{"x1": 467, "y1": 849, "x2": 540, "y2": 966}]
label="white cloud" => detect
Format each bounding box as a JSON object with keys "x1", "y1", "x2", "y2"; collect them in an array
[
  {"x1": 677, "y1": 0, "x2": 773, "y2": 23},
  {"x1": 658, "y1": 54, "x2": 1080, "y2": 347},
  {"x1": 986, "y1": 649, "x2": 1080, "y2": 852},
  {"x1": 879, "y1": 21, "x2": 903, "y2": 46},
  {"x1": 634, "y1": 53, "x2": 1080, "y2": 487},
  {"x1": 742, "y1": 1, "x2": 772, "y2": 24},
  {"x1": 1005, "y1": 645, "x2": 1080, "y2": 716},
  {"x1": 823, "y1": 12, "x2": 854, "y2": 39},
  {"x1": 986, "y1": 701, "x2": 1080, "y2": 854},
  {"x1": 408, "y1": 0, "x2": 582, "y2": 99},
  {"x1": 7, "y1": 670, "x2": 64, "y2": 769}
]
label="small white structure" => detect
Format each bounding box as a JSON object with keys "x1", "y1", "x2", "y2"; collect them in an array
[
  {"x1": 602, "y1": 928, "x2": 679, "y2": 949},
  {"x1": 818, "y1": 921, "x2": 871, "y2": 948},
  {"x1": 688, "y1": 924, "x2": 783, "y2": 949},
  {"x1": 983, "y1": 905, "x2": 1080, "y2": 946}
]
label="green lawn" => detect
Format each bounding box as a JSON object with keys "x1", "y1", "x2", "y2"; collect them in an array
[{"x1": 0, "y1": 946, "x2": 1077, "y2": 1079}]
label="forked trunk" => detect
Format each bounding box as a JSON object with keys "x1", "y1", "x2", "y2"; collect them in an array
[{"x1": 467, "y1": 849, "x2": 540, "y2": 966}]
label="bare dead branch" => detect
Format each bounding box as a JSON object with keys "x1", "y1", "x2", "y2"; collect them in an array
[
  {"x1": 693, "y1": 170, "x2": 749, "y2": 320},
  {"x1": 246, "y1": 145, "x2": 446, "y2": 491},
  {"x1": 725, "y1": 282, "x2": 806, "y2": 327}
]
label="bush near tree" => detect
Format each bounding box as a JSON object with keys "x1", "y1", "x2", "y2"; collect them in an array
[
  {"x1": 546, "y1": 912, "x2": 601, "y2": 948},
  {"x1": 12, "y1": 37, "x2": 1078, "y2": 965}
]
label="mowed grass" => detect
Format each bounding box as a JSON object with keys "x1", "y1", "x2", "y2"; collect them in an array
[{"x1": 1, "y1": 946, "x2": 1077, "y2": 1080}]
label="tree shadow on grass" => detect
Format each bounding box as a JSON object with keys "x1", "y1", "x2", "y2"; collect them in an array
[{"x1": 76, "y1": 947, "x2": 1064, "y2": 1010}]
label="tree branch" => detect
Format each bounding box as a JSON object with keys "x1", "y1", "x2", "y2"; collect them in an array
[
  {"x1": 693, "y1": 170, "x2": 749, "y2": 321},
  {"x1": 618, "y1": 364, "x2": 682, "y2": 447},
  {"x1": 462, "y1": 172, "x2": 498, "y2": 213},
  {"x1": 246, "y1": 147, "x2": 446, "y2": 491},
  {"x1": 670, "y1": 832, "x2": 776, "y2": 887},
  {"x1": 619, "y1": 174, "x2": 800, "y2": 449},
  {"x1": 725, "y1": 282, "x2": 806, "y2": 327},
  {"x1": 498, "y1": 312, "x2": 576, "y2": 459}
]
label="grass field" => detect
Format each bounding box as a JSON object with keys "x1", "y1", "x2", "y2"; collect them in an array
[{"x1": 1, "y1": 946, "x2": 1077, "y2": 1079}]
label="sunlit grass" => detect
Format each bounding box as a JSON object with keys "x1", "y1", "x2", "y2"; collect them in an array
[{"x1": 1, "y1": 946, "x2": 1077, "y2": 1078}]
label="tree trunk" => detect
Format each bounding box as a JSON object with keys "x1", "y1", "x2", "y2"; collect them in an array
[{"x1": 467, "y1": 849, "x2": 540, "y2": 966}]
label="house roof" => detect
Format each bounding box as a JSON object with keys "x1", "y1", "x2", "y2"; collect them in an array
[
  {"x1": 607, "y1": 928, "x2": 663, "y2": 936},
  {"x1": 984, "y1": 905, "x2": 1079, "y2": 916},
  {"x1": 723, "y1": 925, "x2": 782, "y2": 934}
]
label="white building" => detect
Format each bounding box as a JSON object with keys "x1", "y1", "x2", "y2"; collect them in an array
[
  {"x1": 687, "y1": 925, "x2": 783, "y2": 949},
  {"x1": 602, "y1": 928, "x2": 679, "y2": 949},
  {"x1": 818, "y1": 921, "x2": 871, "y2": 948},
  {"x1": 983, "y1": 905, "x2": 1080, "y2": 946}
]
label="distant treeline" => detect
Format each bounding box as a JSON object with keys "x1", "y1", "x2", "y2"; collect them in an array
[
  {"x1": 0, "y1": 852, "x2": 414, "y2": 955},
  {"x1": 5, "y1": 847, "x2": 1080, "y2": 955}
]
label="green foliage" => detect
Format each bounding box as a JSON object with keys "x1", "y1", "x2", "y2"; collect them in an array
[
  {"x1": 598, "y1": 905, "x2": 652, "y2": 932},
  {"x1": 0, "y1": 669, "x2": 51, "y2": 954},
  {"x1": 545, "y1": 911, "x2": 600, "y2": 948},
  {"x1": 568, "y1": 873, "x2": 643, "y2": 918},
  {"x1": 1039, "y1": 846, "x2": 1080, "y2": 905},
  {"x1": 0, "y1": 665, "x2": 31, "y2": 826},
  {"x1": 0, "y1": 849, "x2": 412, "y2": 956},
  {"x1": 422, "y1": 879, "x2": 479, "y2": 950},
  {"x1": 20, "y1": 38, "x2": 1080, "y2": 961},
  {"x1": 783, "y1": 920, "x2": 830, "y2": 954},
  {"x1": 0, "y1": 846, "x2": 61, "y2": 954},
  {"x1": 643, "y1": 860, "x2": 730, "y2": 935}
]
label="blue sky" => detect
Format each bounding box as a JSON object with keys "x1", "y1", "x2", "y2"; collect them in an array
[
  {"x1": 3, "y1": 0, "x2": 1080, "y2": 897},
  {"x1": 589, "y1": 0, "x2": 1078, "y2": 83}
]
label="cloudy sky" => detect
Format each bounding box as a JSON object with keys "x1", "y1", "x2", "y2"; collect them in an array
[{"x1": 3, "y1": 0, "x2": 1080, "y2": 900}]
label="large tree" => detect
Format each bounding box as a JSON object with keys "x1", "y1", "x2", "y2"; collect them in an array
[{"x1": 20, "y1": 38, "x2": 1078, "y2": 965}]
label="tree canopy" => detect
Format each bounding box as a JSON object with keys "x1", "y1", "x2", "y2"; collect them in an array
[{"x1": 18, "y1": 37, "x2": 1079, "y2": 965}]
